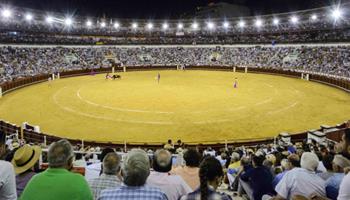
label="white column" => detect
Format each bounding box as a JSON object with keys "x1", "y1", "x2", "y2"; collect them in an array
[
  {"x1": 0, "y1": 87, "x2": 2, "y2": 98},
  {"x1": 233, "y1": 67, "x2": 236, "y2": 72},
  {"x1": 123, "y1": 66, "x2": 126, "y2": 72},
  {"x1": 52, "y1": 74, "x2": 55, "y2": 80},
  {"x1": 301, "y1": 73, "x2": 304, "y2": 79},
  {"x1": 57, "y1": 73, "x2": 60, "y2": 79},
  {"x1": 245, "y1": 67, "x2": 248, "y2": 73},
  {"x1": 112, "y1": 67, "x2": 115, "y2": 73}
]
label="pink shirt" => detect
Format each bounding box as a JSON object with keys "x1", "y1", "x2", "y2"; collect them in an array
[
  {"x1": 172, "y1": 166, "x2": 200, "y2": 190},
  {"x1": 147, "y1": 171, "x2": 192, "y2": 200}
]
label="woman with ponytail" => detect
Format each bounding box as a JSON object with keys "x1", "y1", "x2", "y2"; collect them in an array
[{"x1": 180, "y1": 156, "x2": 232, "y2": 200}]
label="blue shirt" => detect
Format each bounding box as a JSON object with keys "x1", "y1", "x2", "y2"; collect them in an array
[
  {"x1": 240, "y1": 166, "x2": 275, "y2": 200},
  {"x1": 326, "y1": 173, "x2": 345, "y2": 200},
  {"x1": 98, "y1": 184, "x2": 168, "y2": 200},
  {"x1": 272, "y1": 170, "x2": 288, "y2": 189}
]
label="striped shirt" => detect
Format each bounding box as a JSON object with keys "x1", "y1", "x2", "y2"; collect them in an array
[
  {"x1": 88, "y1": 174, "x2": 122, "y2": 199},
  {"x1": 98, "y1": 184, "x2": 168, "y2": 200},
  {"x1": 180, "y1": 186, "x2": 232, "y2": 200}
]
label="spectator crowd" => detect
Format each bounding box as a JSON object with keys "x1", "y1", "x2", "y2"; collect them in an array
[
  {"x1": 1, "y1": 45, "x2": 350, "y2": 84},
  {"x1": 1, "y1": 129, "x2": 350, "y2": 200}
]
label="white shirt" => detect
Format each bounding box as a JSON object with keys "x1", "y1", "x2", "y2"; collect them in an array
[
  {"x1": 338, "y1": 173, "x2": 350, "y2": 200},
  {"x1": 85, "y1": 162, "x2": 101, "y2": 181},
  {"x1": 275, "y1": 168, "x2": 326, "y2": 200},
  {"x1": 0, "y1": 161, "x2": 17, "y2": 200},
  {"x1": 147, "y1": 171, "x2": 192, "y2": 200}
]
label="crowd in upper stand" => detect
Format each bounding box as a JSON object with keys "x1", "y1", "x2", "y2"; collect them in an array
[
  {"x1": 0, "y1": 28, "x2": 349, "y2": 45},
  {"x1": 1, "y1": 129, "x2": 350, "y2": 200},
  {"x1": 1, "y1": 46, "x2": 349, "y2": 84}
]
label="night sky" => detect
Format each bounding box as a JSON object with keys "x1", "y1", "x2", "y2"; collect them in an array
[{"x1": 1, "y1": 0, "x2": 345, "y2": 19}]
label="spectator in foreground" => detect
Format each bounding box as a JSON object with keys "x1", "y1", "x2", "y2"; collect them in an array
[
  {"x1": 99, "y1": 149, "x2": 167, "y2": 200},
  {"x1": 20, "y1": 139, "x2": 93, "y2": 200},
  {"x1": 85, "y1": 147, "x2": 115, "y2": 181},
  {"x1": 267, "y1": 152, "x2": 326, "y2": 200},
  {"x1": 240, "y1": 154, "x2": 275, "y2": 200},
  {"x1": 88, "y1": 152, "x2": 122, "y2": 200},
  {"x1": 325, "y1": 154, "x2": 350, "y2": 200},
  {"x1": 272, "y1": 154, "x2": 300, "y2": 188},
  {"x1": 180, "y1": 156, "x2": 232, "y2": 200},
  {"x1": 164, "y1": 139, "x2": 174, "y2": 150},
  {"x1": 0, "y1": 132, "x2": 17, "y2": 200},
  {"x1": 147, "y1": 149, "x2": 192, "y2": 200},
  {"x1": 11, "y1": 144, "x2": 41, "y2": 197},
  {"x1": 172, "y1": 148, "x2": 201, "y2": 190},
  {"x1": 227, "y1": 152, "x2": 241, "y2": 189},
  {"x1": 337, "y1": 129, "x2": 350, "y2": 200}
]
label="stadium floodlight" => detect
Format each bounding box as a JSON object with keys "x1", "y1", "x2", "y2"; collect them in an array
[
  {"x1": 2, "y1": 9, "x2": 12, "y2": 18},
  {"x1": 255, "y1": 19, "x2": 263, "y2": 27},
  {"x1": 25, "y1": 13, "x2": 33, "y2": 21},
  {"x1": 64, "y1": 18, "x2": 73, "y2": 26},
  {"x1": 146, "y1": 23, "x2": 153, "y2": 30},
  {"x1": 46, "y1": 16, "x2": 53, "y2": 24},
  {"x1": 290, "y1": 16, "x2": 299, "y2": 24},
  {"x1": 332, "y1": 8, "x2": 342, "y2": 20},
  {"x1": 177, "y1": 23, "x2": 183, "y2": 29},
  {"x1": 273, "y1": 18, "x2": 279, "y2": 25},
  {"x1": 223, "y1": 21, "x2": 229, "y2": 29},
  {"x1": 132, "y1": 22, "x2": 138, "y2": 29},
  {"x1": 100, "y1": 22, "x2": 106, "y2": 28},
  {"x1": 86, "y1": 20, "x2": 92, "y2": 27},
  {"x1": 191, "y1": 22, "x2": 199, "y2": 30},
  {"x1": 238, "y1": 20, "x2": 245, "y2": 28},
  {"x1": 311, "y1": 14, "x2": 318, "y2": 21},
  {"x1": 207, "y1": 22, "x2": 215, "y2": 30},
  {"x1": 162, "y1": 23, "x2": 169, "y2": 30},
  {"x1": 113, "y1": 22, "x2": 120, "y2": 29}
]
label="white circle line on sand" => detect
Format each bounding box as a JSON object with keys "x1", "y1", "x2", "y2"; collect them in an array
[
  {"x1": 267, "y1": 101, "x2": 299, "y2": 115},
  {"x1": 53, "y1": 87, "x2": 175, "y2": 125},
  {"x1": 76, "y1": 87, "x2": 175, "y2": 114},
  {"x1": 52, "y1": 80, "x2": 292, "y2": 125}
]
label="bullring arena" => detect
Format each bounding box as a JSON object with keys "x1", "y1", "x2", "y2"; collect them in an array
[
  {"x1": 1, "y1": 64, "x2": 350, "y2": 144},
  {"x1": 2, "y1": 1, "x2": 350, "y2": 200}
]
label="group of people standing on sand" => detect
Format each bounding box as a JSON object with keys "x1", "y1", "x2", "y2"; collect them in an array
[{"x1": 105, "y1": 73, "x2": 121, "y2": 80}]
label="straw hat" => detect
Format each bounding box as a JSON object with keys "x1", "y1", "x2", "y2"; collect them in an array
[{"x1": 12, "y1": 144, "x2": 42, "y2": 174}]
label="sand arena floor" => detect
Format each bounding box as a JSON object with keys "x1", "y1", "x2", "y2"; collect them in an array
[{"x1": 0, "y1": 70, "x2": 349, "y2": 144}]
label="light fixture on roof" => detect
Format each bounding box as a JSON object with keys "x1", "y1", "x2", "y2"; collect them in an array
[
  {"x1": 207, "y1": 22, "x2": 215, "y2": 30},
  {"x1": 64, "y1": 18, "x2": 73, "y2": 26},
  {"x1": 100, "y1": 22, "x2": 106, "y2": 28},
  {"x1": 113, "y1": 22, "x2": 120, "y2": 29},
  {"x1": 131, "y1": 22, "x2": 138, "y2": 29},
  {"x1": 238, "y1": 20, "x2": 245, "y2": 28},
  {"x1": 147, "y1": 23, "x2": 153, "y2": 30},
  {"x1": 162, "y1": 23, "x2": 169, "y2": 30},
  {"x1": 1, "y1": 9, "x2": 12, "y2": 18},
  {"x1": 311, "y1": 14, "x2": 318, "y2": 21},
  {"x1": 255, "y1": 19, "x2": 263, "y2": 27},
  {"x1": 86, "y1": 20, "x2": 92, "y2": 27},
  {"x1": 192, "y1": 22, "x2": 199, "y2": 30},
  {"x1": 25, "y1": 13, "x2": 33, "y2": 21},
  {"x1": 177, "y1": 23, "x2": 183, "y2": 29},
  {"x1": 273, "y1": 18, "x2": 279, "y2": 25},
  {"x1": 332, "y1": 8, "x2": 342, "y2": 20},
  {"x1": 290, "y1": 16, "x2": 299, "y2": 24},
  {"x1": 223, "y1": 21, "x2": 229, "y2": 29},
  {"x1": 46, "y1": 16, "x2": 53, "y2": 24}
]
